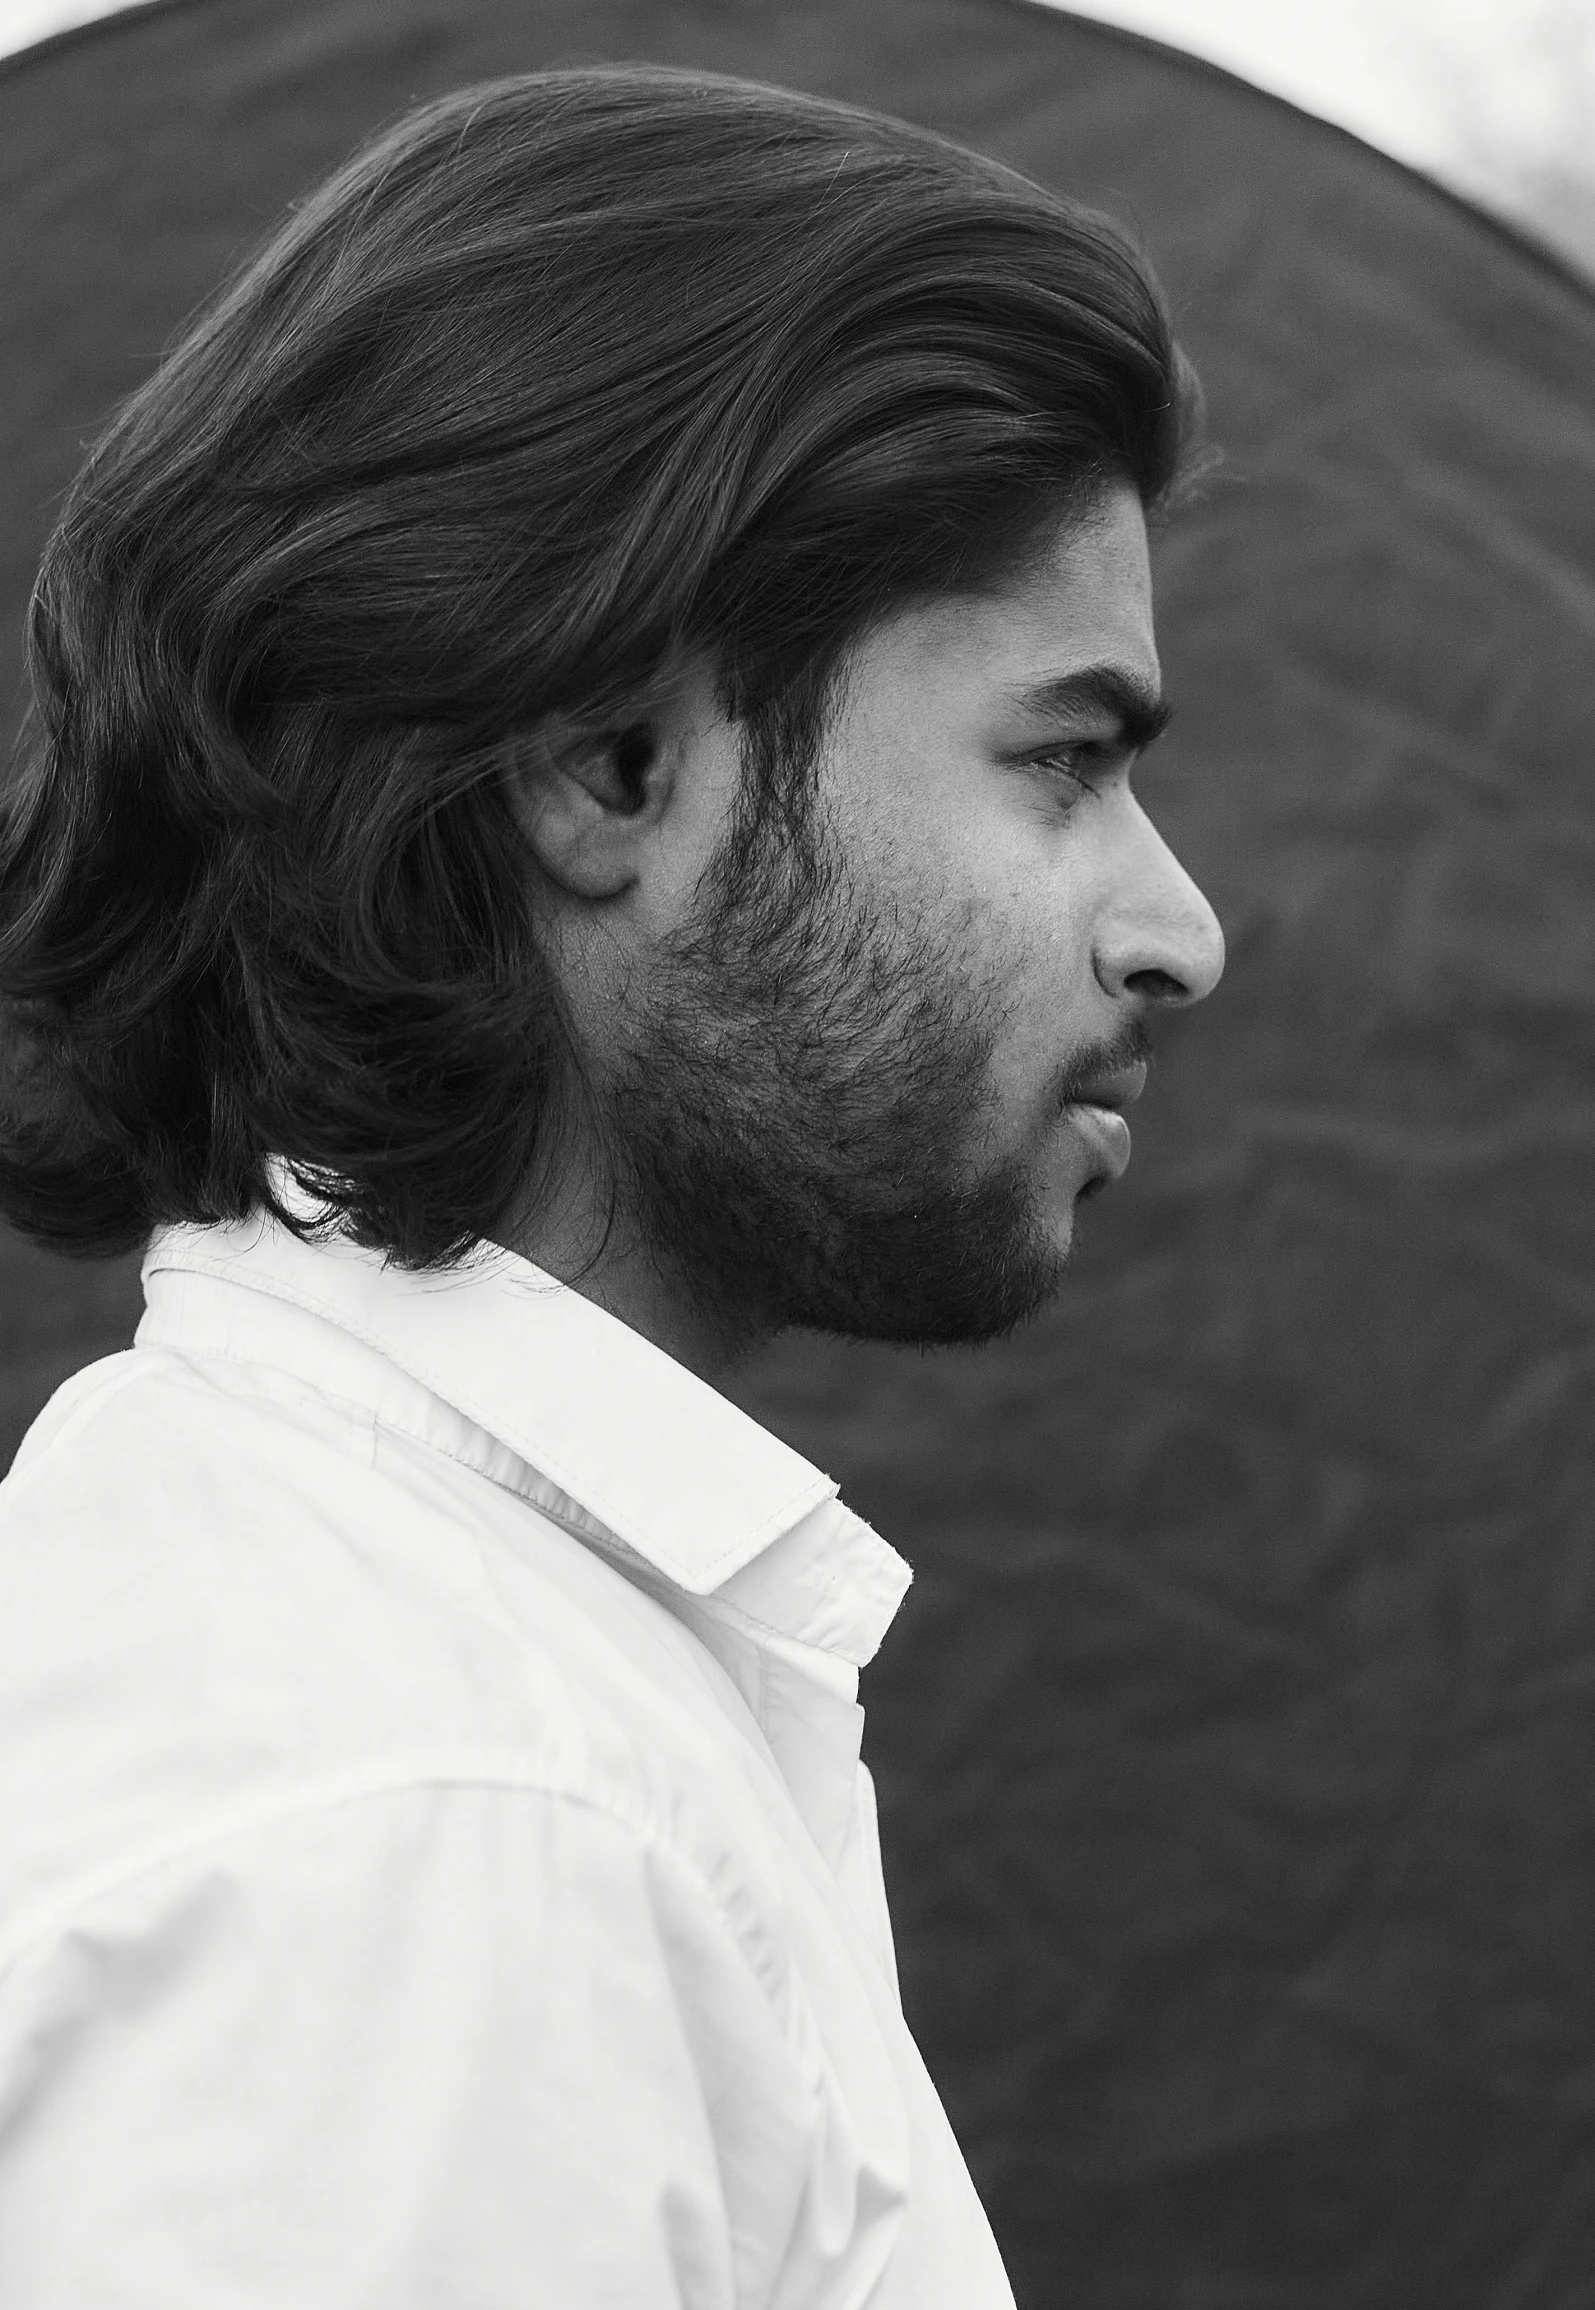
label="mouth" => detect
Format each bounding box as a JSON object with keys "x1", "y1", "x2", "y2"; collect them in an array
[
  {"x1": 1060, "y1": 1060, "x2": 1148, "y2": 1190},
  {"x1": 1063, "y1": 1096, "x2": 1134, "y2": 1187},
  {"x1": 1067, "y1": 1059, "x2": 1149, "y2": 1115}
]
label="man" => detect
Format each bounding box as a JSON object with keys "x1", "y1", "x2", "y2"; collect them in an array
[{"x1": 0, "y1": 64, "x2": 1223, "y2": 2307}]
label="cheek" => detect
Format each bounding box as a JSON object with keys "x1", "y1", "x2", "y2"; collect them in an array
[
  {"x1": 984, "y1": 884, "x2": 1101, "y2": 1102},
  {"x1": 869, "y1": 788, "x2": 1097, "y2": 1094}
]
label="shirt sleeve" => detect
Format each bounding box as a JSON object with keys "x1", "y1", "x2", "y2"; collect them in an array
[{"x1": 0, "y1": 1778, "x2": 833, "y2": 2309}]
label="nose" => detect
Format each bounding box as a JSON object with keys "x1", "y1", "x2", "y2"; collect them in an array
[{"x1": 1092, "y1": 797, "x2": 1226, "y2": 1007}]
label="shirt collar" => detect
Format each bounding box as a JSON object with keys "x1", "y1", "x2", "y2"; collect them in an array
[{"x1": 137, "y1": 1205, "x2": 911, "y2": 1669}]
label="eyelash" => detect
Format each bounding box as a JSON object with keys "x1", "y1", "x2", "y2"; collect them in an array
[{"x1": 1033, "y1": 741, "x2": 1122, "y2": 793}]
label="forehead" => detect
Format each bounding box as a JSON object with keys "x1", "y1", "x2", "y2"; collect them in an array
[
  {"x1": 848, "y1": 484, "x2": 1159, "y2": 714},
  {"x1": 971, "y1": 484, "x2": 1158, "y2": 685}
]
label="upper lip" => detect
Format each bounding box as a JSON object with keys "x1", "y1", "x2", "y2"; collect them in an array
[{"x1": 1069, "y1": 1060, "x2": 1149, "y2": 1112}]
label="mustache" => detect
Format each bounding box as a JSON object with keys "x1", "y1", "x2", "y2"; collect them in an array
[{"x1": 1054, "y1": 1014, "x2": 1153, "y2": 1108}]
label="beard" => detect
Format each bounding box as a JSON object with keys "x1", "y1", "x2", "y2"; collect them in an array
[{"x1": 569, "y1": 736, "x2": 1099, "y2": 1374}]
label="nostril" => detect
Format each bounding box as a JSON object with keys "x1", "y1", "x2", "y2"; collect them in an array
[{"x1": 1125, "y1": 966, "x2": 1189, "y2": 1003}]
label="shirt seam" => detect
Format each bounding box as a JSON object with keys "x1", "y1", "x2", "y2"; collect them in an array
[{"x1": 0, "y1": 1756, "x2": 786, "y2": 1997}]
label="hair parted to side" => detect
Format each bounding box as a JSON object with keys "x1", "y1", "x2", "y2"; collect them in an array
[{"x1": 1, "y1": 65, "x2": 1205, "y2": 1270}]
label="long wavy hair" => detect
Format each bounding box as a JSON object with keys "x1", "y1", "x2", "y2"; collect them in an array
[{"x1": 0, "y1": 65, "x2": 1203, "y2": 1269}]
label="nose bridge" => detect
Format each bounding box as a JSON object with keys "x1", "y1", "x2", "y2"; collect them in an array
[{"x1": 1094, "y1": 796, "x2": 1226, "y2": 1004}]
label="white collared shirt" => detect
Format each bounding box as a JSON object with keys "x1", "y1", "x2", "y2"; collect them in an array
[{"x1": 0, "y1": 1209, "x2": 1015, "y2": 2308}]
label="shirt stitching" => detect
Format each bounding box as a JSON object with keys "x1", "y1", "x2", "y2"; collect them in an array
[{"x1": 0, "y1": 1758, "x2": 787, "y2": 2000}]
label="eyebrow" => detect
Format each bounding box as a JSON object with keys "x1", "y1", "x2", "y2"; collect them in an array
[{"x1": 1005, "y1": 665, "x2": 1172, "y2": 753}]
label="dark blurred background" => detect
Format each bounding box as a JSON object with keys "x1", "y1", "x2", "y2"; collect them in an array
[{"x1": 4, "y1": 3, "x2": 1595, "y2": 2302}]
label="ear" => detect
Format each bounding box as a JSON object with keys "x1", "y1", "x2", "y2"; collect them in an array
[{"x1": 505, "y1": 718, "x2": 670, "y2": 902}]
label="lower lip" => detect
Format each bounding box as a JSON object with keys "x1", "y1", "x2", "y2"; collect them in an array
[{"x1": 1062, "y1": 1101, "x2": 1132, "y2": 1180}]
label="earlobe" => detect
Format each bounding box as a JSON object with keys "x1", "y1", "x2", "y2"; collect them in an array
[{"x1": 504, "y1": 719, "x2": 663, "y2": 902}]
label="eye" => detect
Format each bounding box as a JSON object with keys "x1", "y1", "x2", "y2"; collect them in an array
[
  {"x1": 1036, "y1": 746, "x2": 1090, "y2": 784},
  {"x1": 1031, "y1": 739, "x2": 1126, "y2": 797}
]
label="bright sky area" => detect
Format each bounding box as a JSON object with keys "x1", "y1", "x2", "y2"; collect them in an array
[{"x1": 2, "y1": 0, "x2": 1592, "y2": 272}]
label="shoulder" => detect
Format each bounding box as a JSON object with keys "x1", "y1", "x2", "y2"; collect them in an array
[
  {"x1": 0, "y1": 1773, "x2": 839, "y2": 2309},
  {"x1": 0, "y1": 1342, "x2": 789, "y2": 1971}
]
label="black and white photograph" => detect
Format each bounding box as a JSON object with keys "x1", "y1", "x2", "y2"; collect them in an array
[{"x1": 2, "y1": 2, "x2": 1593, "y2": 2303}]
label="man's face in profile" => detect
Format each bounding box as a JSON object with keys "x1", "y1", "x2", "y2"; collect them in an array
[{"x1": 524, "y1": 483, "x2": 1226, "y2": 1371}]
